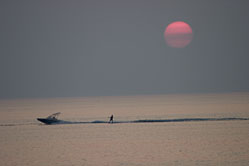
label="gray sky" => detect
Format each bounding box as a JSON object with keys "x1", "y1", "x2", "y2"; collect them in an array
[{"x1": 1, "y1": 0, "x2": 249, "y2": 98}]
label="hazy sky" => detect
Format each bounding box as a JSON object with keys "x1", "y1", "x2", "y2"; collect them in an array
[{"x1": 1, "y1": 0, "x2": 249, "y2": 98}]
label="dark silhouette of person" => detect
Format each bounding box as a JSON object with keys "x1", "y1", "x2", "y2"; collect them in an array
[{"x1": 109, "y1": 115, "x2": 113, "y2": 123}]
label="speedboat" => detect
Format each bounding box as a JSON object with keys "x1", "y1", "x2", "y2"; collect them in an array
[{"x1": 37, "y1": 112, "x2": 62, "y2": 125}]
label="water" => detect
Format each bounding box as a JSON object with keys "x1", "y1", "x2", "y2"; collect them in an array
[{"x1": 1, "y1": 93, "x2": 249, "y2": 166}]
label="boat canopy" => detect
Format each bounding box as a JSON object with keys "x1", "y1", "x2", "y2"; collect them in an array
[{"x1": 46, "y1": 112, "x2": 61, "y2": 119}]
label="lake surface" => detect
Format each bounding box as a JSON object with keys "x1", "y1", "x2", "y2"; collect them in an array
[{"x1": 1, "y1": 93, "x2": 249, "y2": 165}]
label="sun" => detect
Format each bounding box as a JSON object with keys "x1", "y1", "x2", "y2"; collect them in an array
[{"x1": 164, "y1": 21, "x2": 193, "y2": 48}]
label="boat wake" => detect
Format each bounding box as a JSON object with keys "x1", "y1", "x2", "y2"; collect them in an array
[{"x1": 36, "y1": 117, "x2": 249, "y2": 125}]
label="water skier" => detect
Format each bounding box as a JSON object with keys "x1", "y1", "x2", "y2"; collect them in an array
[{"x1": 109, "y1": 115, "x2": 114, "y2": 123}]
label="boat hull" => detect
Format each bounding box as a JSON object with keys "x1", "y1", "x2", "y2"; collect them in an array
[{"x1": 37, "y1": 118, "x2": 61, "y2": 125}]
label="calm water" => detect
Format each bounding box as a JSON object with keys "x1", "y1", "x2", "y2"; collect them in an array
[{"x1": 1, "y1": 93, "x2": 249, "y2": 166}]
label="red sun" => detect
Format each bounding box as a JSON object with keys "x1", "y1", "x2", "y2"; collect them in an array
[{"x1": 164, "y1": 21, "x2": 193, "y2": 48}]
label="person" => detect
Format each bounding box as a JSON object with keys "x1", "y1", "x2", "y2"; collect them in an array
[{"x1": 109, "y1": 115, "x2": 114, "y2": 123}]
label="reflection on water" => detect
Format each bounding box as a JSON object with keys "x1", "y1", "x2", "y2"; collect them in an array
[{"x1": 0, "y1": 93, "x2": 249, "y2": 165}]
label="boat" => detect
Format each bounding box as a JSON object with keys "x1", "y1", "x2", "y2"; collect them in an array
[{"x1": 37, "y1": 112, "x2": 62, "y2": 125}]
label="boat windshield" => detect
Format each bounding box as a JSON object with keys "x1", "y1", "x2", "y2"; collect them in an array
[{"x1": 47, "y1": 112, "x2": 61, "y2": 119}]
